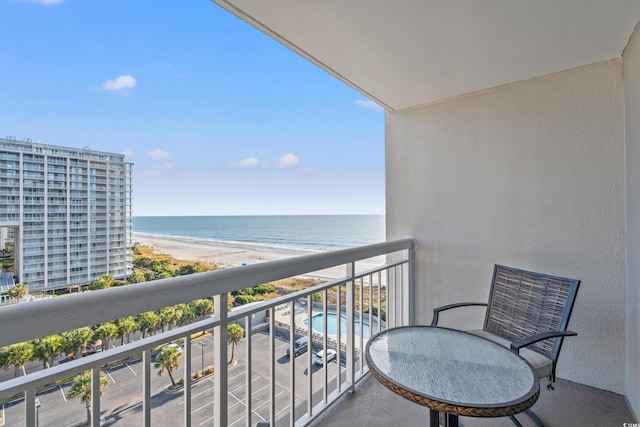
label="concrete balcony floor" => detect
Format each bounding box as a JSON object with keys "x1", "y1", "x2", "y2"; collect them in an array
[{"x1": 310, "y1": 374, "x2": 635, "y2": 427}]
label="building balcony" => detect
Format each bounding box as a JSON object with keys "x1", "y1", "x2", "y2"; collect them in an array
[
  {"x1": 0, "y1": 240, "x2": 412, "y2": 426},
  {"x1": 308, "y1": 371, "x2": 635, "y2": 427}
]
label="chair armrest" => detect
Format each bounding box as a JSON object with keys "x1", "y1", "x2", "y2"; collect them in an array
[
  {"x1": 430, "y1": 302, "x2": 487, "y2": 326},
  {"x1": 510, "y1": 330, "x2": 577, "y2": 353}
]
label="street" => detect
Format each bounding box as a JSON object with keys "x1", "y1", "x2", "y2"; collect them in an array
[{"x1": 1, "y1": 330, "x2": 346, "y2": 426}]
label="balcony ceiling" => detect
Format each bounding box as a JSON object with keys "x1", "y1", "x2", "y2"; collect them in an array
[{"x1": 211, "y1": 0, "x2": 640, "y2": 111}]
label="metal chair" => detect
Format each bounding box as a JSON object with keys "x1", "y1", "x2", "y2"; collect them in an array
[{"x1": 430, "y1": 264, "x2": 580, "y2": 426}]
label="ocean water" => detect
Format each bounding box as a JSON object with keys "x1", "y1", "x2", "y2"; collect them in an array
[{"x1": 133, "y1": 215, "x2": 385, "y2": 252}]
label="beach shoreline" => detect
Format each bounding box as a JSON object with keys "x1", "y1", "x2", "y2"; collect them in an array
[
  {"x1": 133, "y1": 232, "x2": 317, "y2": 268},
  {"x1": 132, "y1": 233, "x2": 383, "y2": 281}
]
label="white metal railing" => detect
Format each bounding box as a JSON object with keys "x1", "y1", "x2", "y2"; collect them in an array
[{"x1": 0, "y1": 239, "x2": 414, "y2": 427}]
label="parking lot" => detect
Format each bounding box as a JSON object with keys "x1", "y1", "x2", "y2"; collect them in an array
[{"x1": 2, "y1": 330, "x2": 345, "y2": 426}]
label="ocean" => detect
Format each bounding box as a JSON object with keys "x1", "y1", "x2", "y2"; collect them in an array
[{"x1": 133, "y1": 215, "x2": 385, "y2": 253}]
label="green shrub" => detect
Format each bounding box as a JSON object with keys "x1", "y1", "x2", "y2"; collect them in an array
[
  {"x1": 252, "y1": 283, "x2": 276, "y2": 295},
  {"x1": 233, "y1": 294, "x2": 260, "y2": 306},
  {"x1": 364, "y1": 305, "x2": 386, "y2": 321}
]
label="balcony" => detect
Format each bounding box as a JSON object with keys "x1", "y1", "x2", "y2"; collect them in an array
[
  {"x1": 2, "y1": 238, "x2": 634, "y2": 426},
  {"x1": 308, "y1": 374, "x2": 634, "y2": 427},
  {"x1": 0, "y1": 240, "x2": 412, "y2": 426}
]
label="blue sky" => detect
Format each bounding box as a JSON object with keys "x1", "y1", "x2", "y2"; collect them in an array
[{"x1": 0, "y1": 0, "x2": 385, "y2": 216}]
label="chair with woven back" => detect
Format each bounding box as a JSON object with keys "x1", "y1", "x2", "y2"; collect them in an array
[{"x1": 430, "y1": 264, "x2": 580, "y2": 426}]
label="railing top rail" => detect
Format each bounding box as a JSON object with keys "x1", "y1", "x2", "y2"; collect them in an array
[{"x1": 0, "y1": 238, "x2": 413, "y2": 347}]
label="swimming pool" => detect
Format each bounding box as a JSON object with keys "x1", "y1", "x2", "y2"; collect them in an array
[{"x1": 305, "y1": 313, "x2": 371, "y2": 338}]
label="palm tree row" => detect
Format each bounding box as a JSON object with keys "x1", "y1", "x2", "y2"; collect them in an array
[{"x1": 0, "y1": 298, "x2": 213, "y2": 378}]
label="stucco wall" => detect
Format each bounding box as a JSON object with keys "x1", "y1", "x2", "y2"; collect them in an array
[
  {"x1": 623, "y1": 24, "x2": 640, "y2": 418},
  {"x1": 386, "y1": 60, "x2": 627, "y2": 393}
]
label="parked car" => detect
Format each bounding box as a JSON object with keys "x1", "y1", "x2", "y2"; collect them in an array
[
  {"x1": 162, "y1": 343, "x2": 183, "y2": 354},
  {"x1": 314, "y1": 348, "x2": 337, "y2": 365},
  {"x1": 286, "y1": 337, "x2": 308, "y2": 357}
]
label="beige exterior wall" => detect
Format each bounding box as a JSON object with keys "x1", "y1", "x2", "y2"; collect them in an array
[
  {"x1": 386, "y1": 60, "x2": 627, "y2": 393},
  {"x1": 623, "y1": 24, "x2": 640, "y2": 418}
]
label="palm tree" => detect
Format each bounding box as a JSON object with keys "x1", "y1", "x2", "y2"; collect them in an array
[
  {"x1": 189, "y1": 299, "x2": 213, "y2": 319},
  {"x1": 154, "y1": 346, "x2": 182, "y2": 387},
  {"x1": 136, "y1": 311, "x2": 160, "y2": 338},
  {"x1": 94, "y1": 322, "x2": 118, "y2": 351},
  {"x1": 158, "y1": 306, "x2": 178, "y2": 332},
  {"x1": 62, "y1": 327, "x2": 94, "y2": 359},
  {"x1": 8, "y1": 283, "x2": 28, "y2": 302},
  {"x1": 128, "y1": 269, "x2": 145, "y2": 284},
  {"x1": 88, "y1": 274, "x2": 114, "y2": 291},
  {"x1": 227, "y1": 324, "x2": 244, "y2": 363},
  {"x1": 1, "y1": 342, "x2": 34, "y2": 377},
  {"x1": 117, "y1": 317, "x2": 138, "y2": 345},
  {"x1": 67, "y1": 370, "x2": 108, "y2": 426},
  {"x1": 176, "y1": 303, "x2": 196, "y2": 326},
  {"x1": 32, "y1": 335, "x2": 64, "y2": 369}
]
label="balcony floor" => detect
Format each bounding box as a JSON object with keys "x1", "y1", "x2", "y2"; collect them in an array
[{"x1": 309, "y1": 374, "x2": 636, "y2": 426}]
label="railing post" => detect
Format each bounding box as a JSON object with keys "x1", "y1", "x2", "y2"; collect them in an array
[
  {"x1": 143, "y1": 349, "x2": 151, "y2": 427},
  {"x1": 322, "y1": 289, "x2": 328, "y2": 403},
  {"x1": 91, "y1": 367, "x2": 100, "y2": 427},
  {"x1": 183, "y1": 334, "x2": 192, "y2": 426},
  {"x1": 387, "y1": 267, "x2": 395, "y2": 329},
  {"x1": 306, "y1": 294, "x2": 313, "y2": 417},
  {"x1": 346, "y1": 261, "x2": 355, "y2": 391},
  {"x1": 245, "y1": 315, "x2": 252, "y2": 427},
  {"x1": 408, "y1": 247, "x2": 415, "y2": 326},
  {"x1": 289, "y1": 301, "x2": 296, "y2": 426},
  {"x1": 214, "y1": 293, "x2": 228, "y2": 427},
  {"x1": 269, "y1": 308, "x2": 276, "y2": 425},
  {"x1": 25, "y1": 387, "x2": 35, "y2": 427}
]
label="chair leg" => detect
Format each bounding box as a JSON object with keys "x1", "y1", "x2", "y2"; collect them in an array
[
  {"x1": 508, "y1": 415, "x2": 524, "y2": 427},
  {"x1": 509, "y1": 410, "x2": 544, "y2": 427}
]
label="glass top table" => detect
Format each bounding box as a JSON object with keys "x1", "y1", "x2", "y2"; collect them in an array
[{"x1": 365, "y1": 326, "x2": 540, "y2": 427}]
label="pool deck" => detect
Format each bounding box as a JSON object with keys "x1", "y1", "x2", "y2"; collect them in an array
[{"x1": 273, "y1": 300, "x2": 379, "y2": 353}]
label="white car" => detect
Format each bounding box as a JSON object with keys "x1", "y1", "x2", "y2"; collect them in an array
[
  {"x1": 314, "y1": 348, "x2": 337, "y2": 365},
  {"x1": 162, "y1": 343, "x2": 183, "y2": 354}
]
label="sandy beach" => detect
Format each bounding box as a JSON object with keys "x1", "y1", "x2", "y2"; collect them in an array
[{"x1": 132, "y1": 233, "x2": 383, "y2": 280}]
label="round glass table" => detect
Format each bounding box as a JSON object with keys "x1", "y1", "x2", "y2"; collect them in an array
[{"x1": 365, "y1": 326, "x2": 540, "y2": 427}]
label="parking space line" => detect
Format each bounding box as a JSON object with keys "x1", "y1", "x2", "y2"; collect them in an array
[
  {"x1": 59, "y1": 385, "x2": 67, "y2": 402},
  {"x1": 199, "y1": 414, "x2": 214, "y2": 426},
  {"x1": 276, "y1": 404, "x2": 290, "y2": 417},
  {"x1": 125, "y1": 362, "x2": 137, "y2": 375},
  {"x1": 179, "y1": 384, "x2": 215, "y2": 405},
  {"x1": 192, "y1": 399, "x2": 213, "y2": 414},
  {"x1": 251, "y1": 382, "x2": 275, "y2": 397},
  {"x1": 230, "y1": 382, "x2": 249, "y2": 394},
  {"x1": 228, "y1": 369, "x2": 246, "y2": 382},
  {"x1": 253, "y1": 390, "x2": 284, "y2": 411},
  {"x1": 105, "y1": 370, "x2": 116, "y2": 384}
]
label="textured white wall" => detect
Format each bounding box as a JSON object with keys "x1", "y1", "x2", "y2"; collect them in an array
[
  {"x1": 386, "y1": 60, "x2": 627, "y2": 393},
  {"x1": 623, "y1": 24, "x2": 640, "y2": 419}
]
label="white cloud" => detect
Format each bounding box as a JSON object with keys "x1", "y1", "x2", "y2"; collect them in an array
[
  {"x1": 148, "y1": 149, "x2": 170, "y2": 160},
  {"x1": 354, "y1": 99, "x2": 383, "y2": 111},
  {"x1": 144, "y1": 160, "x2": 174, "y2": 177},
  {"x1": 101, "y1": 75, "x2": 137, "y2": 91},
  {"x1": 229, "y1": 157, "x2": 260, "y2": 168},
  {"x1": 278, "y1": 153, "x2": 299, "y2": 167}
]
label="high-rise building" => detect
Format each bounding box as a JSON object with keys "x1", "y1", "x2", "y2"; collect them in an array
[{"x1": 0, "y1": 137, "x2": 133, "y2": 291}]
